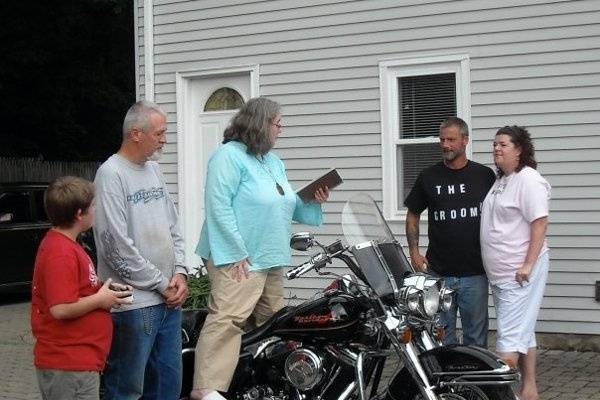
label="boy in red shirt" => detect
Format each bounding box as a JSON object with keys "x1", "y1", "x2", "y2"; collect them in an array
[{"x1": 31, "y1": 176, "x2": 132, "y2": 400}]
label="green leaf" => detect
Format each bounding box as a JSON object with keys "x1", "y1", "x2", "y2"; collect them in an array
[{"x1": 183, "y1": 272, "x2": 211, "y2": 310}]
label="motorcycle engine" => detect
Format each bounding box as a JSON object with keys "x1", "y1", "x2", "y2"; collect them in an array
[{"x1": 283, "y1": 348, "x2": 325, "y2": 391}]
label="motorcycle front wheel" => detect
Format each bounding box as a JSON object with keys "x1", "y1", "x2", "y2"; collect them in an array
[
  {"x1": 386, "y1": 385, "x2": 517, "y2": 400},
  {"x1": 384, "y1": 369, "x2": 518, "y2": 400}
]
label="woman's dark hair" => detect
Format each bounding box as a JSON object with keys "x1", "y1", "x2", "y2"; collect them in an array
[
  {"x1": 223, "y1": 97, "x2": 281, "y2": 155},
  {"x1": 495, "y1": 125, "x2": 537, "y2": 177}
]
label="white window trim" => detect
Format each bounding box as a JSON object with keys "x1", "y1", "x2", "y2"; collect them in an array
[{"x1": 379, "y1": 54, "x2": 472, "y2": 221}]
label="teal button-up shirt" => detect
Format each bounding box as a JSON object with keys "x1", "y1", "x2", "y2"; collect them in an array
[{"x1": 196, "y1": 141, "x2": 323, "y2": 270}]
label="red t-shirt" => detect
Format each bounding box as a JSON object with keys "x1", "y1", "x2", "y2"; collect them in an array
[{"x1": 31, "y1": 230, "x2": 112, "y2": 371}]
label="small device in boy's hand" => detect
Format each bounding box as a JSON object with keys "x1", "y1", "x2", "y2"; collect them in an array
[{"x1": 109, "y1": 282, "x2": 134, "y2": 304}]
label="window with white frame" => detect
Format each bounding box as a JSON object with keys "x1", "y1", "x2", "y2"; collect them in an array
[{"x1": 379, "y1": 55, "x2": 471, "y2": 220}]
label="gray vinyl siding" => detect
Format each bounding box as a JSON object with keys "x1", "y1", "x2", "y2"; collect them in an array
[{"x1": 137, "y1": 0, "x2": 600, "y2": 335}]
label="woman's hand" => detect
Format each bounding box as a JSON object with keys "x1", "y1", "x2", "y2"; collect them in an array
[
  {"x1": 314, "y1": 186, "x2": 330, "y2": 203},
  {"x1": 516, "y1": 217, "x2": 547, "y2": 286},
  {"x1": 515, "y1": 262, "x2": 533, "y2": 286},
  {"x1": 230, "y1": 258, "x2": 251, "y2": 282}
]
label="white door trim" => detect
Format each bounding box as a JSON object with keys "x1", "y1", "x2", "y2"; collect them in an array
[{"x1": 175, "y1": 65, "x2": 260, "y2": 268}]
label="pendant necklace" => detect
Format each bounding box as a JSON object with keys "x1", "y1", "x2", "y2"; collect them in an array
[{"x1": 256, "y1": 155, "x2": 285, "y2": 196}]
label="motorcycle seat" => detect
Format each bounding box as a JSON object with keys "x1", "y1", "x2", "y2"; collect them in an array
[{"x1": 241, "y1": 305, "x2": 296, "y2": 346}]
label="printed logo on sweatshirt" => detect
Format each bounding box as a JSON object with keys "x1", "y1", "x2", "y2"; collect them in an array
[
  {"x1": 101, "y1": 230, "x2": 131, "y2": 279},
  {"x1": 126, "y1": 187, "x2": 165, "y2": 204}
]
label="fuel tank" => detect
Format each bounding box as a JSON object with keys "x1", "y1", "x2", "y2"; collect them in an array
[{"x1": 272, "y1": 291, "x2": 365, "y2": 342}]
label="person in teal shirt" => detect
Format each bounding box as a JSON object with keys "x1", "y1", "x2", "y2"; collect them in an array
[{"x1": 191, "y1": 97, "x2": 329, "y2": 400}]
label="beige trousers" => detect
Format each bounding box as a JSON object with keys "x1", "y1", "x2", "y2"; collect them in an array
[{"x1": 193, "y1": 260, "x2": 284, "y2": 392}]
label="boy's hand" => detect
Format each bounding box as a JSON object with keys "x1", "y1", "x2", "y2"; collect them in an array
[
  {"x1": 97, "y1": 278, "x2": 134, "y2": 310},
  {"x1": 109, "y1": 281, "x2": 133, "y2": 292},
  {"x1": 49, "y1": 278, "x2": 133, "y2": 320}
]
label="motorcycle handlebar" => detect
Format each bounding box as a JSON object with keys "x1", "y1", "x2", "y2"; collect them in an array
[{"x1": 286, "y1": 253, "x2": 329, "y2": 280}]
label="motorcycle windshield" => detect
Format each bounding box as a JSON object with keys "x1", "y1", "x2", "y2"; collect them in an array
[
  {"x1": 341, "y1": 193, "x2": 413, "y2": 300},
  {"x1": 341, "y1": 193, "x2": 395, "y2": 246}
]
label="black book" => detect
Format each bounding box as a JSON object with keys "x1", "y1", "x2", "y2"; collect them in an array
[{"x1": 296, "y1": 168, "x2": 343, "y2": 202}]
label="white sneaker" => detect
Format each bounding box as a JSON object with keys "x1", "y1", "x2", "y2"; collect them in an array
[{"x1": 202, "y1": 391, "x2": 227, "y2": 400}]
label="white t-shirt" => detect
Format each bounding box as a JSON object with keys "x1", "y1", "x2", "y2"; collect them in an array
[{"x1": 480, "y1": 166, "x2": 551, "y2": 285}]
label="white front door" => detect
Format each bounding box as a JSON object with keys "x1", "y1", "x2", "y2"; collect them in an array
[
  {"x1": 178, "y1": 68, "x2": 257, "y2": 270},
  {"x1": 187, "y1": 111, "x2": 233, "y2": 267}
]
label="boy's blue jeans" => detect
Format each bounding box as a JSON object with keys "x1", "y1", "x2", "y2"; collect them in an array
[
  {"x1": 435, "y1": 273, "x2": 489, "y2": 348},
  {"x1": 102, "y1": 304, "x2": 182, "y2": 400}
]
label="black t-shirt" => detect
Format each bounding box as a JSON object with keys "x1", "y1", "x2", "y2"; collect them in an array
[{"x1": 404, "y1": 160, "x2": 495, "y2": 277}]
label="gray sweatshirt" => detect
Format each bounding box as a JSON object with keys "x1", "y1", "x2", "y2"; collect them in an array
[{"x1": 93, "y1": 154, "x2": 188, "y2": 311}]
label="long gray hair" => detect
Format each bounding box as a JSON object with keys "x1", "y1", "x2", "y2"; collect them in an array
[{"x1": 223, "y1": 97, "x2": 281, "y2": 155}]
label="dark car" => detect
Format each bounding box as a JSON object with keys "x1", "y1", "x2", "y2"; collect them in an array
[{"x1": 0, "y1": 182, "x2": 95, "y2": 293}]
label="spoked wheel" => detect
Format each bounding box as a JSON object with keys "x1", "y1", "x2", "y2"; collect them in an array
[
  {"x1": 386, "y1": 379, "x2": 517, "y2": 400},
  {"x1": 409, "y1": 393, "x2": 469, "y2": 400},
  {"x1": 452, "y1": 385, "x2": 489, "y2": 400},
  {"x1": 445, "y1": 385, "x2": 517, "y2": 400},
  {"x1": 439, "y1": 395, "x2": 470, "y2": 400},
  {"x1": 385, "y1": 369, "x2": 518, "y2": 400},
  {"x1": 397, "y1": 386, "x2": 515, "y2": 400}
]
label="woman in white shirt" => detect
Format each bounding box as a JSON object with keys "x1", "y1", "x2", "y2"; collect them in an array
[{"x1": 480, "y1": 126, "x2": 551, "y2": 400}]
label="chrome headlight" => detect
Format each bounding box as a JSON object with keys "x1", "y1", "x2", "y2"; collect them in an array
[
  {"x1": 422, "y1": 280, "x2": 440, "y2": 317},
  {"x1": 405, "y1": 288, "x2": 420, "y2": 313},
  {"x1": 398, "y1": 274, "x2": 444, "y2": 319},
  {"x1": 398, "y1": 286, "x2": 419, "y2": 311},
  {"x1": 439, "y1": 287, "x2": 453, "y2": 312}
]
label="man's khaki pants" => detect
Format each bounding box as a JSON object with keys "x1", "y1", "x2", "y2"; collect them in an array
[{"x1": 193, "y1": 261, "x2": 284, "y2": 392}]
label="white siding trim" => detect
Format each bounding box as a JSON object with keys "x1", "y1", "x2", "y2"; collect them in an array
[
  {"x1": 134, "y1": 0, "x2": 140, "y2": 101},
  {"x1": 144, "y1": 0, "x2": 155, "y2": 101},
  {"x1": 379, "y1": 53, "x2": 472, "y2": 221}
]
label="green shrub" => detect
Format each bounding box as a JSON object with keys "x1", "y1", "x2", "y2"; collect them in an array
[{"x1": 183, "y1": 272, "x2": 211, "y2": 309}]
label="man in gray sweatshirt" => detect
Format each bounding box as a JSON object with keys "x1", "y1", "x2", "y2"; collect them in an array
[{"x1": 93, "y1": 100, "x2": 189, "y2": 400}]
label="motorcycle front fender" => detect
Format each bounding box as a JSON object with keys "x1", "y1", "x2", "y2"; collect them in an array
[
  {"x1": 422, "y1": 344, "x2": 507, "y2": 371},
  {"x1": 385, "y1": 345, "x2": 519, "y2": 400},
  {"x1": 417, "y1": 345, "x2": 520, "y2": 385},
  {"x1": 390, "y1": 345, "x2": 520, "y2": 398}
]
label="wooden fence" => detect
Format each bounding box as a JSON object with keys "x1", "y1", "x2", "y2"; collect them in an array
[{"x1": 0, "y1": 157, "x2": 100, "y2": 183}]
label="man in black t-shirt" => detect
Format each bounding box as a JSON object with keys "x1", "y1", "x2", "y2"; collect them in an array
[{"x1": 404, "y1": 117, "x2": 495, "y2": 347}]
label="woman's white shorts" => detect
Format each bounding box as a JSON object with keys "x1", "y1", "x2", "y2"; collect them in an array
[{"x1": 491, "y1": 252, "x2": 549, "y2": 354}]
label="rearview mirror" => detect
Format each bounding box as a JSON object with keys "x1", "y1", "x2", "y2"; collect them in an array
[{"x1": 290, "y1": 232, "x2": 314, "y2": 251}]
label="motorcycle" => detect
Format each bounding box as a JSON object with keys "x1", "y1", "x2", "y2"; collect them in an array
[{"x1": 180, "y1": 193, "x2": 520, "y2": 400}]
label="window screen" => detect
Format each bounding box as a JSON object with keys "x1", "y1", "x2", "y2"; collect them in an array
[
  {"x1": 397, "y1": 143, "x2": 441, "y2": 203},
  {"x1": 398, "y1": 73, "x2": 456, "y2": 139},
  {"x1": 397, "y1": 73, "x2": 457, "y2": 203}
]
